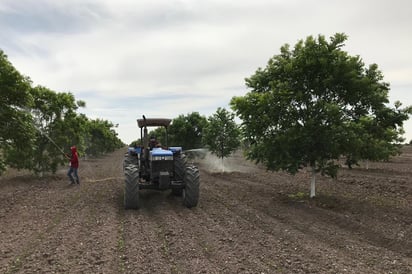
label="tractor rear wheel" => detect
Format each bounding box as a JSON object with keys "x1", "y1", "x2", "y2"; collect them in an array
[
  {"x1": 124, "y1": 165, "x2": 140, "y2": 209},
  {"x1": 183, "y1": 165, "x2": 200, "y2": 208}
]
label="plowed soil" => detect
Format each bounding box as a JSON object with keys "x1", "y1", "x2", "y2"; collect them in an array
[{"x1": 0, "y1": 147, "x2": 411, "y2": 273}]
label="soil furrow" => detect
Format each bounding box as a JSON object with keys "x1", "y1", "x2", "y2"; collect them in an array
[
  {"x1": 201, "y1": 169, "x2": 412, "y2": 272},
  {"x1": 1, "y1": 147, "x2": 411, "y2": 273}
]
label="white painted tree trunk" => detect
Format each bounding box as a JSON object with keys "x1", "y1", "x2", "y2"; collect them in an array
[
  {"x1": 365, "y1": 160, "x2": 369, "y2": 170},
  {"x1": 310, "y1": 166, "x2": 316, "y2": 198}
]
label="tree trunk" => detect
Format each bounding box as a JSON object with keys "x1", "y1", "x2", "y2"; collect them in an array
[
  {"x1": 221, "y1": 157, "x2": 224, "y2": 173},
  {"x1": 310, "y1": 166, "x2": 316, "y2": 198}
]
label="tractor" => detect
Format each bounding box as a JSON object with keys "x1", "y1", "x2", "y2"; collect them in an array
[{"x1": 123, "y1": 116, "x2": 200, "y2": 209}]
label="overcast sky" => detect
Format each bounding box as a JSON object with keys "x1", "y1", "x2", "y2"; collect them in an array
[{"x1": 1, "y1": 0, "x2": 411, "y2": 144}]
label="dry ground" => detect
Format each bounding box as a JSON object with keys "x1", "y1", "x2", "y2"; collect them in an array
[{"x1": 0, "y1": 146, "x2": 411, "y2": 273}]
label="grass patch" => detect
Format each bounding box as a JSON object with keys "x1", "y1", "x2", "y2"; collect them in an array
[
  {"x1": 7, "y1": 256, "x2": 23, "y2": 274},
  {"x1": 310, "y1": 194, "x2": 344, "y2": 210},
  {"x1": 287, "y1": 191, "x2": 308, "y2": 201},
  {"x1": 155, "y1": 224, "x2": 179, "y2": 274},
  {"x1": 117, "y1": 219, "x2": 126, "y2": 273}
]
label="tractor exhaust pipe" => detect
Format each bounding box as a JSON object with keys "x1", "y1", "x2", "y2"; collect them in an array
[{"x1": 142, "y1": 115, "x2": 149, "y2": 162}]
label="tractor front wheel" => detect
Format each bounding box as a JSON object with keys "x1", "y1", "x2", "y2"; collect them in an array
[
  {"x1": 172, "y1": 153, "x2": 187, "y2": 196},
  {"x1": 124, "y1": 165, "x2": 140, "y2": 209},
  {"x1": 183, "y1": 165, "x2": 200, "y2": 208},
  {"x1": 123, "y1": 154, "x2": 138, "y2": 169}
]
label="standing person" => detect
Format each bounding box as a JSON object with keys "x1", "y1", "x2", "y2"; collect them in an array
[{"x1": 67, "y1": 145, "x2": 80, "y2": 185}]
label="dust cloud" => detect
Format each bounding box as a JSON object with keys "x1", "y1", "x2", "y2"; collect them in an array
[{"x1": 186, "y1": 149, "x2": 245, "y2": 173}]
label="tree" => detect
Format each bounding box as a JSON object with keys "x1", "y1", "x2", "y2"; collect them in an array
[
  {"x1": 26, "y1": 86, "x2": 83, "y2": 174},
  {"x1": 85, "y1": 118, "x2": 123, "y2": 156},
  {"x1": 168, "y1": 112, "x2": 208, "y2": 149},
  {"x1": 203, "y1": 107, "x2": 241, "y2": 161},
  {"x1": 231, "y1": 33, "x2": 411, "y2": 198}
]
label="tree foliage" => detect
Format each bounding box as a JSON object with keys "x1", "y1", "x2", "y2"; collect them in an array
[
  {"x1": 231, "y1": 33, "x2": 411, "y2": 197},
  {"x1": 0, "y1": 50, "x2": 35, "y2": 173},
  {"x1": 168, "y1": 112, "x2": 209, "y2": 149},
  {"x1": 203, "y1": 108, "x2": 241, "y2": 159},
  {"x1": 0, "y1": 49, "x2": 124, "y2": 175},
  {"x1": 85, "y1": 119, "x2": 123, "y2": 157}
]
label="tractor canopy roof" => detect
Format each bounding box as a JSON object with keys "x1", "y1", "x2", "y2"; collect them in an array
[{"x1": 137, "y1": 118, "x2": 172, "y2": 128}]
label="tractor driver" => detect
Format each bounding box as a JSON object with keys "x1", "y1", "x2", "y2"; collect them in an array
[{"x1": 149, "y1": 135, "x2": 159, "y2": 150}]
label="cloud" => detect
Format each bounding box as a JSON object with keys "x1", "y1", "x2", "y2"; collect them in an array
[
  {"x1": 5, "y1": 1, "x2": 256, "y2": 98},
  {"x1": 1, "y1": 0, "x2": 412, "y2": 143},
  {"x1": 0, "y1": 0, "x2": 106, "y2": 34}
]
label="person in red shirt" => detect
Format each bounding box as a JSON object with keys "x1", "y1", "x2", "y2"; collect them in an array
[{"x1": 67, "y1": 145, "x2": 80, "y2": 185}]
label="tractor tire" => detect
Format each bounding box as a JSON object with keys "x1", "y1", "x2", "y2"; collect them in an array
[
  {"x1": 124, "y1": 165, "x2": 140, "y2": 209},
  {"x1": 174, "y1": 153, "x2": 187, "y2": 180},
  {"x1": 172, "y1": 154, "x2": 187, "y2": 196},
  {"x1": 123, "y1": 154, "x2": 138, "y2": 170},
  {"x1": 183, "y1": 165, "x2": 200, "y2": 208}
]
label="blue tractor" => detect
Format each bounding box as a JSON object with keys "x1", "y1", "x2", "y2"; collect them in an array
[{"x1": 123, "y1": 116, "x2": 200, "y2": 209}]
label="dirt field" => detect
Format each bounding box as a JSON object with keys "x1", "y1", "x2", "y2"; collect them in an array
[{"x1": 0, "y1": 146, "x2": 411, "y2": 273}]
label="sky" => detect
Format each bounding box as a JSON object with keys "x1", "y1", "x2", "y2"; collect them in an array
[{"x1": 1, "y1": 0, "x2": 411, "y2": 144}]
